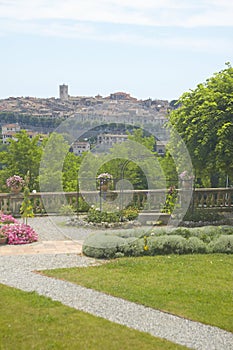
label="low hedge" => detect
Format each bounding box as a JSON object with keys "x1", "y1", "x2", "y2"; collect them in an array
[{"x1": 82, "y1": 226, "x2": 233, "y2": 259}]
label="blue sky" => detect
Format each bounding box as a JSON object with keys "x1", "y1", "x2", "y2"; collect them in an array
[{"x1": 0, "y1": 0, "x2": 233, "y2": 101}]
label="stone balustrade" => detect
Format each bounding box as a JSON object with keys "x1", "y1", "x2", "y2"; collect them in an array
[
  {"x1": 194, "y1": 187, "x2": 233, "y2": 210},
  {"x1": 0, "y1": 188, "x2": 232, "y2": 216}
]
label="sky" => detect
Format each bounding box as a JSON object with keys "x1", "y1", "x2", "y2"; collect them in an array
[{"x1": 0, "y1": 0, "x2": 233, "y2": 101}]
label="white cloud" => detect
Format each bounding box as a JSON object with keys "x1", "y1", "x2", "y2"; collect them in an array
[
  {"x1": 0, "y1": 0, "x2": 233, "y2": 27},
  {"x1": 0, "y1": 0, "x2": 232, "y2": 54},
  {"x1": 1, "y1": 18, "x2": 232, "y2": 55}
]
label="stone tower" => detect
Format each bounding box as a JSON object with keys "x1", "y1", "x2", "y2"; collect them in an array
[{"x1": 59, "y1": 84, "x2": 68, "y2": 100}]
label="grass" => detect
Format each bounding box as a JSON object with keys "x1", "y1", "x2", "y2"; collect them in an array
[
  {"x1": 43, "y1": 254, "x2": 233, "y2": 332},
  {"x1": 0, "y1": 284, "x2": 187, "y2": 350}
]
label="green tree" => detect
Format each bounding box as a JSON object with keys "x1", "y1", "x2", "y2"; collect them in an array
[
  {"x1": 168, "y1": 63, "x2": 233, "y2": 187},
  {"x1": 62, "y1": 152, "x2": 82, "y2": 192},
  {"x1": 158, "y1": 152, "x2": 178, "y2": 187},
  {"x1": 98, "y1": 129, "x2": 162, "y2": 190},
  {"x1": 39, "y1": 132, "x2": 70, "y2": 192},
  {"x1": 127, "y1": 128, "x2": 156, "y2": 152},
  {"x1": 0, "y1": 130, "x2": 43, "y2": 191}
]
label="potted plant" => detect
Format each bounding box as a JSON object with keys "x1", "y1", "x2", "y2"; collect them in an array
[
  {"x1": 97, "y1": 173, "x2": 113, "y2": 192},
  {"x1": 0, "y1": 230, "x2": 7, "y2": 244},
  {"x1": 6, "y1": 175, "x2": 25, "y2": 194},
  {"x1": 179, "y1": 171, "x2": 194, "y2": 189}
]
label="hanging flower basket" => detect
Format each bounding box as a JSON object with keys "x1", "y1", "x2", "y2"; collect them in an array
[
  {"x1": 6, "y1": 175, "x2": 25, "y2": 194},
  {"x1": 97, "y1": 173, "x2": 113, "y2": 191},
  {"x1": 179, "y1": 171, "x2": 194, "y2": 189}
]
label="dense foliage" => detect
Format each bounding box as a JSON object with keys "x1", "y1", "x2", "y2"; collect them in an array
[
  {"x1": 0, "y1": 131, "x2": 83, "y2": 192},
  {"x1": 0, "y1": 130, "x2": 43, "y2": 191},
  {"x1": 168, "y1": 63, "x2": 233, "y2": 187}
]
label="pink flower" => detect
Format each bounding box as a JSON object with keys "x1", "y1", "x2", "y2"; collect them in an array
[
  {"x1": 6, "y1": 175, "x2": 25, "y2": 188},
  {"x1": 2, "y1": 223, "x2": 38, "y2": 245},
  {"x1": 0, "y1": 213, "x2": 18, "y2": 224}
]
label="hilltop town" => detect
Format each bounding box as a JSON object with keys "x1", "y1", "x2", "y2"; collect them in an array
[
  {"x1": 0, "y1": 85, "x2": 176, "y2": 154},
  {"x1": 0, "y1": 84, "x2": 173, "y2": 121}
]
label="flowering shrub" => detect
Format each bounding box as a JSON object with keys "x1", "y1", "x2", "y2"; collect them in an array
[
  {"x1": 2, "y1": 223, "x2": 38, "y2": 245},
  {"x1": 6, "y1": 175, "x2": 25, "y2": 189},
  {"x1": 97, "y1": 173, "x2": 113, "y2": 183},
  {"x1": 0, "y1": 213, "x2": 19, "y2": 225}
]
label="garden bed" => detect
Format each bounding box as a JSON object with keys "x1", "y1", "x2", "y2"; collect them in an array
[{"x1": 82, "y1": 225, "x2": 233, "y2": 259}]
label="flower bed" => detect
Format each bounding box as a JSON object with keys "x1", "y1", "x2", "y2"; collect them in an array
[
  {"x1": 2, "y1": 223, "x2": 38, "y2": 245},
  {"x1": 0, "y1": 213, "x2": 38, "y2": 245}
]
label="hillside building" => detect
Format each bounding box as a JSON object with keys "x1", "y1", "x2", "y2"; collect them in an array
[{"x1": 59, "y1": 84, "x2": 69, "y2": 100}]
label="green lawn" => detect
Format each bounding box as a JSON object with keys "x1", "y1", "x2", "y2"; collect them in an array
[
  {"x1": 44, "y1": 254, "x2": 233, "y2": 332},
  {"x1": 0, "y1": 284, "x2": 187, "y2": 350}
]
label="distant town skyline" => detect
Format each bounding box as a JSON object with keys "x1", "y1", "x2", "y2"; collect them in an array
[{"x1": 0, "y1": 0, "x2": 232, "y2": 101}]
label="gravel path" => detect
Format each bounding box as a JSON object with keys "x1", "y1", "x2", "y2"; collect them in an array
[
  {"x1": 1, "y1": 216, "x2": 232, "y2": 349},
  {"x1": 0, "y1": 252, "x2": 232, "y2": 350},
  {"x1": 25, "y1": 215, "x2": 146, "y2": 242}
]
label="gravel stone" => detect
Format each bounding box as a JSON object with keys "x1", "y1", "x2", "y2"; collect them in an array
[{"x1": 0, "y1": 253, "x2": 232, "y2": 350}]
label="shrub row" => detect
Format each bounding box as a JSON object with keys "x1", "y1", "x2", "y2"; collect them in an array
[
  {"x1": 82, "y1": 226, "x2": 233, "y2": 259},
  {"x1": 85, "y1": 207, "x2": 139, "y2": 224}
]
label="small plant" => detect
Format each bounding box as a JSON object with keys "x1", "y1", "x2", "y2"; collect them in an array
[
  {"x1": 143, "y1": 235, "x2": 149, "y2": 251},
  {"x1": 162, "y1": 186, "x2": 178, "y2": 214},
  {"x1": 2, "y1": 223, "x2": 38, "y2": 245},
  {"x1": 6, "y1": 175, "x2": 25, "y2": 190},
  {"x1": 78, "y1": 197, "x2": 90, "y2": 212},
  {"x1": 86, "y1": 208, "x2": 121, "y2": 223},
  {"x1": 20, "y1": 172, "x2": 34, "y2": 224},
  {"x1": 59, "y1": 204, "x2": 75, "y2": 216},
  {"x1": 121, "y1": 206, "x2": 139, "y2": 221}
]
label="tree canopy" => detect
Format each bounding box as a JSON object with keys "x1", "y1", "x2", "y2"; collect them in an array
[
  {"x1": 0, "y1": 130, "x2": 43, "y2": 191},
  {"x1": 168, "y1": 63, "x2": 233, "y2": 187}
]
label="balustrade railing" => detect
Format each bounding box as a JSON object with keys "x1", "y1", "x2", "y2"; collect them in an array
[
  {"x1": 194, "y1": 188, "x2": 233, "y2": 210},
  {"x1": 0, "y1": 188, "x2": 232, "y2": 216}
]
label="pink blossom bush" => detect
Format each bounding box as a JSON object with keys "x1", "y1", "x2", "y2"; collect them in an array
[
  {"x1": 0, "y1": 213, "x2": 19, "y2": 225},
  {"x1": 2, "y1": 223, "x2": 38, "y2": 245}
]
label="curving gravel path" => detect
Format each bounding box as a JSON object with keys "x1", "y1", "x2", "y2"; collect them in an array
[{"x1": 0, "y1": 216, "x2": 232, "y2": 349}]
